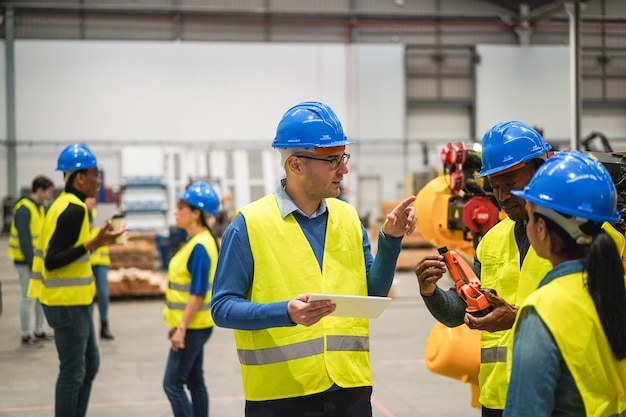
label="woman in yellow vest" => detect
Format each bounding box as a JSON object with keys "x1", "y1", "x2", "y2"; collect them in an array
[
  {"x1": 505, "y1": 151, "x2": 626, "y2": 417},
  {"x1": 85, "y1": 197, "x2": 114, "y2": 340},
  {"x1": 163, "y1": 181, "x2": 220, "y2": 417}
]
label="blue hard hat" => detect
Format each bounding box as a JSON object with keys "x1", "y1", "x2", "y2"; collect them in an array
[
  {"x1": 56, "y1": 143, "x2": 99, "y2": 171},
  {"x1": 179, "y1": 182, "x2": 220, "y2": 216},
  {"x1": 272, "y1": 101, "x2": 355, "y2": 149},
  {"x1": 511, "y1": 151, "x2": 619, "y2": 223},
  {"x1": 476, "y1": 121, "x2": 551, "y2": 178}
]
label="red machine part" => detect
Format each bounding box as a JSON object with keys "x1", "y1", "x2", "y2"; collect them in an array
[
  {"x1": 441, "y1": 142, "x2": 468, "y2": 195},
  {"x1": 440, "y1": 143, "x2": 454, "y2": 166},
  {"x1": 437, "y1": 246, "x2": 493, "y2": 317},
  {"x1": 462, "y1": 196, "x2": 499, "y2": 234}
]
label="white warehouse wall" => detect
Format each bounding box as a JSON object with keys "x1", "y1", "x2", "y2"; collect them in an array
[
  {"x1": 351, "y1": 44, "x2": 406, "y2": 215},
  {"x1": 13, "y1": 40, "x2": 348, "y2": 142},
  {"x1": 1, "y1": 40, "x2": 626, "y2": 219},
  {"x1": 0, "y1": 40, "x2": 406, "y2": 216},
  {"x1": 476, "y1": 45, "x2": 570, "y2": 140}
]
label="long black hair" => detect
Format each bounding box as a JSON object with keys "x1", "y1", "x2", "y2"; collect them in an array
[
  {"x1": 196, "y1": 208, "x2": 220, "y2": 253},
  {"x1": 536, "y1": 212, "x2": 626, "y2": 360},
  {"x1": 587, "y1": 230, "x2": 626, "y2": 360}
]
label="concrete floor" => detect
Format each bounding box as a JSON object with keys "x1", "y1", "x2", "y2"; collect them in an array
[{"x1": 0, "y1": 234, "x2": 480, "y2": 417}]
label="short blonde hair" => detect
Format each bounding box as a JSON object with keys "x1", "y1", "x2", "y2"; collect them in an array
[
  {"x1": 278, "y1": 148, "x2": 308, "y2": 170},
  {"x1": 277, "y1": 145, "x2": 346, "y2": 170}
]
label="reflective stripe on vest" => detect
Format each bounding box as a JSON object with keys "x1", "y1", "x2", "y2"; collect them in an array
[
  {"x1": 481, "y1": 347, "x2": 507, "y2": 363},
  {"x1": 28, "y1": 270, "x2": 44, "y2": 299},
  {"x1": 8, "y1": 234, "x2": 39, "y2": 250},
  {"x1": 237, "y1": 335, "x2": 370, "y2": 366},
  {"x1": 8, "y1": 235, "x2": 40, "y2": 250},
  {"x1": 167, "y1": 281, "x2": 213, "y2": 292},
  {"x1": 35, "y1": 249, "x2": 89, "y2": 263},
  {"x1": 235, "y1": 195, "x2": 371, "y2": 401},
  {"x1": 165, "y1": 301, "x2": 211, "y2": 311},
  {"x1": 474, "y1": 217, "x2": 552, "y2": 410},
  {"x1": 162, "y1": 229, "x2": 217, "y2": 329},
  {"x1": 28, "y1": 245, "x2": 46, "y2": 299},
  {"x1": 40, "y1": 275, "x2": 94, "y2": 288},
  {"x1": 327, "y1": 335, "x2": 369, "y2": 352}
]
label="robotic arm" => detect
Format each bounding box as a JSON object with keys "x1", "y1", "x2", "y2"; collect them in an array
[
  {"x1": 437, "y1": 245, "x2": 494, "y2": 317},
  {"x1": 415, "y1": 142, "x2": 501, "y2": 258}
]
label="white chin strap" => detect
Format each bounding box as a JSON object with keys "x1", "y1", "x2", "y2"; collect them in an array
[
  {"x1": 533, "y1": 204, "x2": 594, "y2": 245},
  {"x1": 63, "y1": 171, "x2": 77, "y2": 182}
]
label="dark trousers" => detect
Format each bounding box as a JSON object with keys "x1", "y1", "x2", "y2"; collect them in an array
[
  {"x1": 43, "y1": 304, "x2": 100, "y2": 417},
  {"x1": 245, "y1": 386, "x2": 373, "y2": 417},
  {"x1": 163, "y1": 327, "x2": 213, "y2": 417},
  {"x1": 482, "y1": 406, "x2": 504, "y2": 417}
]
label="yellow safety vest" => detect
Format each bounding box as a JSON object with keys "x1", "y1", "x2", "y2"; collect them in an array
[
  {"x1": 235, "y1": 195, "x2": 370, "y2": 401},
  {"x1": 7, "y1": 198, "x2": 44, "y2": 262},
  {"x1": 88, "y1": 226, "x2": 110, "y2": 267},
  {"x1": 29, "y1": 192, "x2": 95, "y2": 306},
  {"x1": 475, "y1": 217, "x2": 552, "y2": 409},
  {"x1": 516, "y1": 271, "x2": 626, "y2": 417},
  {"x1": 163, "y1": 229, "x2": 218, "y2": 329}
]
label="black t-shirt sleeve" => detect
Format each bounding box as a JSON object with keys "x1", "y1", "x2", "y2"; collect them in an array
[{"x1": 44, "y1": 203, "x2": 89, "y2": 271}]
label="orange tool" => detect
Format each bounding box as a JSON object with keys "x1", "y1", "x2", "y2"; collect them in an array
[{"x1": 437, "y1": 246, "x2": 494, "y2": 317}]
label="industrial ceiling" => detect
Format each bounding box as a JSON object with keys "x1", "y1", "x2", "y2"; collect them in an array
[{"x1": 1, "y1": 1, "x2": 625, "y2": 111}]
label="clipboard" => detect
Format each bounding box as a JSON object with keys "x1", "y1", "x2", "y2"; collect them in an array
[{"x1": 308, "y1": 293, "x2": 392, "y2": 319}]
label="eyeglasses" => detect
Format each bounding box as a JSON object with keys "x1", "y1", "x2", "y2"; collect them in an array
[
  {"x1": 80, "y1": 169, "x2": 101, "y2": 179},
  {"x1": 296, "y1": 153, "x2": 350, "y2": 170}
]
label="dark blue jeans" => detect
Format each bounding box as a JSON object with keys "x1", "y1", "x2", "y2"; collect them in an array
[
  {"x1": 245, "y1": 386, "x2": 373, "y2": 417},
  {"x1": 163, "y1": 327, "x2": 213, "y2": 417},
  {"x1": 42, "y1": 304, "x2": 99, "y2": 417},
  {"x1": 92, "y1": 265, "x2": 110, "y2": 321}
]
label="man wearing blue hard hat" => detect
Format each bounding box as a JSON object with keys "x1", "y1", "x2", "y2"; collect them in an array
[
  {"x1": 506, "y1": 151, "x2": 626, "y2": 416},
  {"x1": 28, "y1": 143, "x2": 124, "y2": 417},
  {"x1": 211, "y1": 101, "x2": 417, "y2": 416},
  {"x1": 415, "y1": 121, "x2": 554, "y2": 416}
]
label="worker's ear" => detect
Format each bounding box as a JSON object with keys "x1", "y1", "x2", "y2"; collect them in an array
[
  {"x1": 535, "y1": 215, "x2": 549, "y2": 241},
  {"x1": 191, "y1": 207, "x2": 202, "y2": 222},
  {"x1": 73, "y1": 171, "x2": 86, "y2": 187},
  {"x1": 528, "y1": 202, "x2": 548, "y2": 241},
  {"x1": 286, "y1": 155, "x2": 303, "y2": 175}
]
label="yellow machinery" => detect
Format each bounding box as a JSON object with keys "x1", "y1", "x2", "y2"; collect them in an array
[
  {"x1": 414, "y1": 175, "x2": 476, "y2": 260},
  {"x1": 424, "y1": 322, "x2": 481, "y2": 408},
  {"x1": 414, "y1": 142, "x2": 501, "y2": 261}
]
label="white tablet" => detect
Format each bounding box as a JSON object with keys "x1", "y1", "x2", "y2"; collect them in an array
[{"x1": 308, "y1": 293, "x2": 392, "y2": 319}]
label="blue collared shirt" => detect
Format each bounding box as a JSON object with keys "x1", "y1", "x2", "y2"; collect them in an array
[{"x1": 275, "y1": 178, "x2": 328, "y2": 219}]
